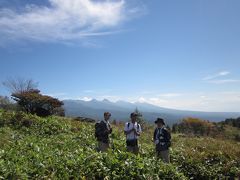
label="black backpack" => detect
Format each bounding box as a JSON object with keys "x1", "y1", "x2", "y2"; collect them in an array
[{"x1": 95, "y1": 121, "x2": 102, "y2": 139}]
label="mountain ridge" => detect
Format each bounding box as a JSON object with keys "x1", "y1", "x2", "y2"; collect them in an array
[{"x1": 63, "y1": 99, "x2": 240, "y2": 126}]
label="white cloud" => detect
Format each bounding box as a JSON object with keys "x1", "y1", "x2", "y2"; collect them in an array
[
  {"x1": 208, "y1": 79, "x2": 240, "y2": 84},
  {"x1": 137, "y1": 97, "x2": 147, "y2": 103},
  {"x1": 203, "y1": 71, "x2": 230, "y2": 80},
  {"x1": 130, "y1": 92, "x2": 240, "y2": 112},
  {"x1": 149, "y1": 98, "x2": 168, "y2": 104},
  {"x1": 0, "y1": 0, "x2": 139, "y2": 45},
  {"x1": 78, "y1": 96, "x2": 92, "y2": 101}
]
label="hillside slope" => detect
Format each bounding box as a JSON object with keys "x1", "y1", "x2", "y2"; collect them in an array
[{"x1": 0, "y1": 109, "x2": 239, "y2": 179}]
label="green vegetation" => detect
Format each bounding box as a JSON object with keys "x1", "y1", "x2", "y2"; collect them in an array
[
  {"x1": 133, "y1": 108, "x2": 145, "y2": 126},
  {"x1": 223, "y1": 117, "x2": 240, "y2": 128},
  {"x1": 0, "y1": 109, "x2": 239, "y2": 179}
]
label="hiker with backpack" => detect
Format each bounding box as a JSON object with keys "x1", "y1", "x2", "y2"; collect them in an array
[
  {"x1": 124, "y1": 112, "x2": 142, "y2": 154},
  {"x1": 153, "y1": 118, "x2": 171, "y2": 163},
  {"x1": 95, "y1": 112, "x2": 112, "y2": 152}
]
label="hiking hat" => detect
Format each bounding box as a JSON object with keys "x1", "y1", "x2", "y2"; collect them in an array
[{"x1": 155, "y1": 118, "x2": 165, "y2": 125}]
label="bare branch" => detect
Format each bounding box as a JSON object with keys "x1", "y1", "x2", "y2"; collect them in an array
[{"x1": 2, "y1": 77, "x2": 38, "y2": 94}]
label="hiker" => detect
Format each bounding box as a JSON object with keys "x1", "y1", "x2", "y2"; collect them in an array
[
  {"x1": 153, "y1": 118, "x2": 171, "y2": 163},
  {"x1": 124, "y1": 112, "x2": 142, "y2": 154},
  {"x1": 95, "y1": 112, "x2": 112, "y2": 152}
]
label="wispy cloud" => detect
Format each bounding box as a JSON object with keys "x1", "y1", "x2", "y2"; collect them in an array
[
  {"x1": 208, "y1": 79, "x2": 240, "y2": 84},
  {"x1": 203, "y1": 71, "x2": 240, "y2": 84},
  {"x1": 203, "y1": 71, "x2": 230, "y2": 80},
  {"x1": 0, "y1": 0, "x2": 141, "y2": 45}
]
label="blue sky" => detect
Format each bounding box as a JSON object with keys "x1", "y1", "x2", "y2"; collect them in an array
[{"x1": 0, "y1": 0, "x2": 240, "y2": 112}]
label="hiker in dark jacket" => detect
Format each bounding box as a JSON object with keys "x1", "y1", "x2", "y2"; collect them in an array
[
  {"x1": 95, "y1": 112, "x2": 112, "y2": 152},
  {"x1": 153, "y1": 118, "x2": 171, "y2": 163}
]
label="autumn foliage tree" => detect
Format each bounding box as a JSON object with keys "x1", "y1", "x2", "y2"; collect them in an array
[
  {"x1": 173, "y1": 117, "x2": 214, "y2": 136},
  {"x1": 11, "y1": 89, "x2": 64, "y2": 117}
]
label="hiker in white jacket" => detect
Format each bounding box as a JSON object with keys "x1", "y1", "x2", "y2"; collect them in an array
[{"x1": 124, "y1": 112, "x2": 142, "y2": 154}]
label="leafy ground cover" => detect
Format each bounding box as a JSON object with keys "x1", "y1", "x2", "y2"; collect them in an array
[{"x1": 0, "y1": 109, "x2": 239, "y2": 179}]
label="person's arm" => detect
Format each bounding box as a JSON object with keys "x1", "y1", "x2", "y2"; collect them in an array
[
  {"x1": 153, "y1": 129, "x2": 157, "y2": 141},
  {"x1": 100, "y1": 122, "x2": 110, "y2": 136},
  {"x1": 124, "y1": 123, "x2": 134, "y2": 135},
  {"x1": 164, "y1": 129, "x2": 171, "y2": 147},
  {"x1": 104, "y1": 128, "x2": 111, "y2": 134},
  {"x1": 104, "y1": 122, "x2": 112, "y2": 134},
  {"x1": 167, "y1": 130, "x2": 171, "y2": 141},
  {"x1": 109, "y1": 127, "x2": 112, "y2": 134},
  {"x1": 133, "y1": 125, "x2": 141, "y2": 136},
  {"x1": 124, "y1": 128, "x2": 134, "y2": 135},
  {"x1": 153, "y1": 129, "x2": 159, "y2": 144},
  {"x1": 134, "y1": 130, "x2": 140, "y2": 136},
  {"x1": 164, "y1": 129, "x2": 171, "y2": 142}
]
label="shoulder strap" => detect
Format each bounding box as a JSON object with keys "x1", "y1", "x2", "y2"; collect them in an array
[{"x1": 127, "y1": 122, "x2": 140, "y2": 131}]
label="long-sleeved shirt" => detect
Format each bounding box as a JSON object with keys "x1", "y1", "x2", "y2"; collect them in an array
[
  {"x1": 124, "y1": 122, "x2": 142, "y2": 140},
  {"x1": 153, "y1": 127, "x2": 171, "y2": 151}
]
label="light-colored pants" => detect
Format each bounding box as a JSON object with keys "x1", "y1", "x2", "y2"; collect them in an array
[
  {"x1": 157, "y1": 150, "x2": 170, "y2": 163},
  {"x1": 98, "y1": 141, "x2": 109, "y2": 152},
  {"x1": 127, "y1": 145, "x2": 139, "y2": 154}
]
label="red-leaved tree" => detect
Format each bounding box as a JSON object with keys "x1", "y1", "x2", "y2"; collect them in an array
[{"x1": 11, "y1": 89, "x2": 64, "y2": 117}]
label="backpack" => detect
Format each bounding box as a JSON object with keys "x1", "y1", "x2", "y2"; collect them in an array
[{"x1": 95, "y1": 121, "x2": 102, "y2": 139}]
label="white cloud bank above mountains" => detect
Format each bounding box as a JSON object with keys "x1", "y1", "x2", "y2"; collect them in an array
[{"x1": 0, "y1": 0, "x2": 140, "y2": 45}]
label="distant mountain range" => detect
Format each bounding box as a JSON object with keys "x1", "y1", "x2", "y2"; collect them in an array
[{"x1": 63, "y1": 99, "x2": 240, "y2": 126}]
